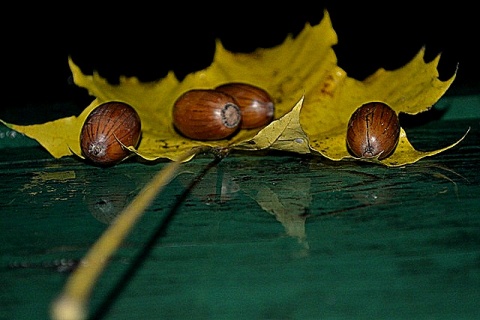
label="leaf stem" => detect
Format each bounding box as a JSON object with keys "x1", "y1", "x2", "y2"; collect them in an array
[{"x1": 50, "y1": 147, "x2": 208, "y2": 320}]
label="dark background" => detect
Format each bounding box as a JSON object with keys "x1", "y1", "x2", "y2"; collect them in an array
[{"x1": 1, "y1": 2, "x2": 478, "y2": 123}]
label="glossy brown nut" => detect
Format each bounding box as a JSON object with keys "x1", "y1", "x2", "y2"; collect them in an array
[
  {"x1": 80, "y1": 101, "x2": 142, "y2": 166},
  {"x1": 173, "y1": 89, "x2": 242, "y2": 140},
  {"x1": 215, "y1": 82, "x2": 274, "y2": 129},
  {"x1": 346, "y1": 102, "x2": 400, "y2": 160}
]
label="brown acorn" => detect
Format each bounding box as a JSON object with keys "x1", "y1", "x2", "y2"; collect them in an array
[
  {"x1": 215, "y1": 82, "x2": 274, "y2": 129},
  {"x1": 173, "y1": 89, "x2": 242, "y2": 140},
  {"x1": 346, "y1": 102, "x2": 400, "y2": 160},
  {"x1": 80, "y1": 101, "x2": 142, "y2": 166}
]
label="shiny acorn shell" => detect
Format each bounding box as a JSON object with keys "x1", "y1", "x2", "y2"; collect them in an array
[
  {"x1": 215, "y1": 82, "x2": 274, "y2": 129},
  {"x1": 80, "y1": 101, "x2": 142, "y2": 166},
  {"x1": 173, "y1": 89, "x2": 242, "y2": 140},
  {"x1": 346, "y1": 102, "x2": 400, "y2": 160}
]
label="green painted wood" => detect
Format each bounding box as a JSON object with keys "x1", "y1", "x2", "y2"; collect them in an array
[{"x1": 0, "y1": 106, "x2": 479, "y2": 319}]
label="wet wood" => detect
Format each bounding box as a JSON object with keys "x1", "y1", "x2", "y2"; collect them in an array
[{"x1": 1, "y1": 116, "x2": 479, "y2": 319}]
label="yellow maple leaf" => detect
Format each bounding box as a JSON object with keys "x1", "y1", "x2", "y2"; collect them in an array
[
  {"x1": 299, "y1": 50, "x2": 468, "y2": 166},
  {"x1": 0, "y1": 9, "x2": 467, "y2": 166}
]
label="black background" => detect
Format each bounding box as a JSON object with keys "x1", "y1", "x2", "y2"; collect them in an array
[{"x1": 1, "y1": 2, "x2": 478, "y2": 122}]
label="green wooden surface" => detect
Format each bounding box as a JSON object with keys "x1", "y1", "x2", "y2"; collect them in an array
[{"x1": 0, "y1": 94, "x2": 479, "y2": 320}]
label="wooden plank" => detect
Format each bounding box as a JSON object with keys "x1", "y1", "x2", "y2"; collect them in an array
[{"x1": 0, "y1": 117, "x2": 478, "y2": 319}]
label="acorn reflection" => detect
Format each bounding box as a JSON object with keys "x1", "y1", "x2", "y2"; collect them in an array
[
  {"x1": 81, "y1": 172, "x2": 142, "y2": 224},
  {"x1": 86, "y1": 193, "x2": 130, "y2": 224},
  {"x1": 176, "y1": 168, "x2": 240, "y2": 205}
]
